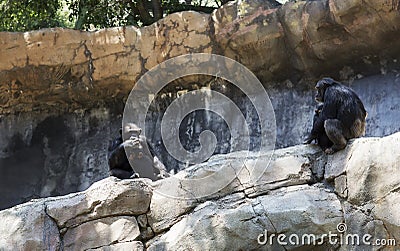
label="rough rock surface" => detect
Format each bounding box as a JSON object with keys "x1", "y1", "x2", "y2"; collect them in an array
[
  {"x1": 1, "y1": 0, "x2": 400, "y2": 113},
  {"x1": 0, "y1": 178, "x2": 152, "y2": 251},
  {"x1": 0, "y1": 0, "x2": 400, "y2": 212},
  {"x1": 148, "y1": 185, "x2": 342, "y2": 251},
  {"x1": 0, "y1": 133, "x2": 399, "y2": 250}
]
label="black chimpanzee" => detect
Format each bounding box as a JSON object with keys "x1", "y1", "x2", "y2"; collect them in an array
[
  {"x1": 304, "y1": 78, "x2": 367, "y2": 154},
  {"x1": 108, "y1": 123, "x2": 169, "y2": 180},
  {"x1": 107, "y1": 128, "x2": 137, "y2": 179}
]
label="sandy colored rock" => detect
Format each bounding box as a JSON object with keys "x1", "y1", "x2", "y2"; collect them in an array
[{"x1": 1, "y1": 0, "x2": 400, "y2": 114}]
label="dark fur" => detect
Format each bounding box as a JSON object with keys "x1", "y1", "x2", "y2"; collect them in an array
[
  {"x1": 107, "y1": 130, "x2": 135, "y2": 179},
  {"x1": 108, "y1": 126, "x2": 161, "y2": 180},
  {"x1": 313, "y1": 104, "x2": 333, "y2": 151},
  {"x1": 304, "y1": 78, "x2": 367, "y2": 154}
]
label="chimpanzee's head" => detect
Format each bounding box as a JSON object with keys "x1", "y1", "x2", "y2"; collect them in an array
[{"x1": 315, "y1": 77, "x2": 336, "y2": 102}]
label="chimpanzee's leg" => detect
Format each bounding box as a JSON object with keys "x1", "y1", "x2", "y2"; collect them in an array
[
  {"x1": 317, "y1": 132, "x2": 333, "y2": 151},
  {"x1": 324, "y1": 119, "x2": 347, "y2": 154}
]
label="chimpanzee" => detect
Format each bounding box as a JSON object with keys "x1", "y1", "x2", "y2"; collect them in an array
[
  {"x1": 108, "y1": 123, "x2": 169, "y2": 180},
  {"x1": 304, "y1": 78, "x2": 367, "y2": 154},
  {"x1": 312, "y1": 104, "x2": 333, "y2": 151},
  {"x1": 107, "y1": 128, "x2": 137, "y2": 179}
]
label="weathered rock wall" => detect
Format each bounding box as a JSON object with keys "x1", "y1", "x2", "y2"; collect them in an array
[
  {"x1": 0, "y1": 108, "x2": 121, "y2": 209},
  {"x1": 1, "y1": 132, "x2": 399, "y2": 250},
  {"x1": 1, "y1": 0, "x2": 400, "y2": 114},
  {"x1": 1, "y1": 0, "x2": 400, "y2": 210}
]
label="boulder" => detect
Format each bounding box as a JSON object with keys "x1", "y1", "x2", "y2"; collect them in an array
[
  {"x1": 148, "y1": 185, "x2": 342, "y2": 250},
  {"x1": 0, "y1": 201, "x2": 60, "y2": 250},
  {"x1": 46, "y1": 177, "x2": 153, "y2": 229},
  {"x1": 147, "y1": 144, "x2": 323, "y2": 233},
  {"x1": 63, "y1": 216, "x2": 140, "y2": 250},
  {"x1": 0, "y1": 177, "x2": 152, "y2": 250}
]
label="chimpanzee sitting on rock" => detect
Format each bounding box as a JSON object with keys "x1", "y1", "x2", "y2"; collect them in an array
[
  {"x1": 107, "y1": 123, "x2": 169, "y2": 180},
  {"x1": 107, "y1": 128, "x2": 135, "y2": 179},
  {"x1": 304, "y1": 77, "x2": 367, "y2": 154}
]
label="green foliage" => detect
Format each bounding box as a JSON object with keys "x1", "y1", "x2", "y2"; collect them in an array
[
  {"x1": 66, "y1": 0, "x2": 133, "y2": 29},
  {"x1": 0, "y1": 0, "x2": 65, "y2": 31},
  {"x1": 0, "y1": 0, "x2": 229, "y2": 32},
  {"x1": 66, "y1": 0, "x2": 210, "y2": 30}
]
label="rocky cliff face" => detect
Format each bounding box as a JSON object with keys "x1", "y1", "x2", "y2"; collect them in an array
[
  {"x1": 0, "y1": 0, "x2": 400, "y2": 210},
  {"x1": 1, "y1": 132, "x2": 399, "y2": 250}
]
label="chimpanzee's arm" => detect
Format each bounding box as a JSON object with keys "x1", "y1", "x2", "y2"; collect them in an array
[{"x1": 313, "y1": 88, "x2": 338, "y2": 133}]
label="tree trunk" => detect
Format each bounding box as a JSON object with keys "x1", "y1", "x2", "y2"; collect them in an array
[
  {"x1": 136, "y1": 0, "x2": 154, "y2": 25},
  {"x1": 74, "y1": 0, "x2": 88, "y2": 30},
  {"x1": 152, "y1": 0, "x2": 163, "y2": 20}
]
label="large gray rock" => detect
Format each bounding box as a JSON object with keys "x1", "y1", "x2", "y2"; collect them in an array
[
  {"x1": 0, "y1": 178, "x2": 152, "y2": 250},
  {"x1": 146, "y1": 133, "x2": 400, "y2": 250},
  {"x1": 46, "y1": 177, "x2": 152, "y2": 229},
  {"x1": 147, "y1": 144, "x2": 323, "y2": 233},
  {"x1": 326, "y1": 132, "x2": 400, "y2": 250},
  {"x1": 63, "y1": 216, "x2": 140, "y2": 251},
  {"x1": 326, "y1": 132, "x2": 400, "y2": 204},
  {"x1": 346, "y1": 132, "x2": 400, "y2": 205},
  {"x1": 148, "y1": 185, "x2": 342, "y2": 250},
  {"x1": 88, "y1": 242, "x2": 144, "y2": 251},
  {"x1": 0, "y1": 201, "x2": 60, "y2": 250},
  {"x1": 342, "y1": 202, "x2": 389, "y2": 251}
]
